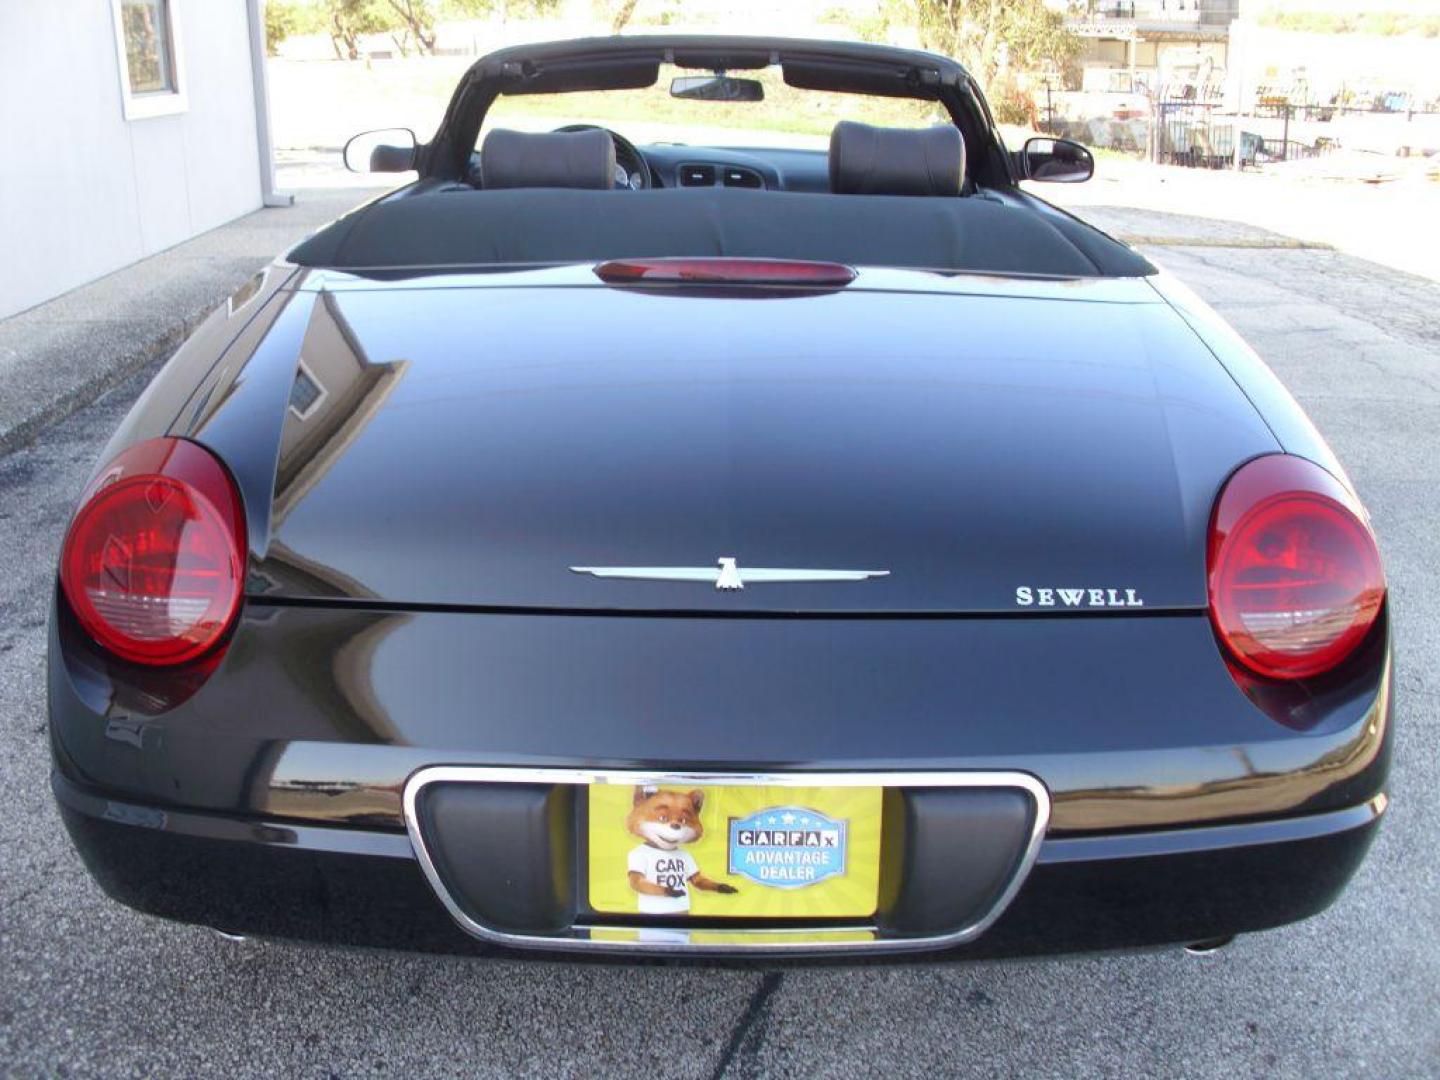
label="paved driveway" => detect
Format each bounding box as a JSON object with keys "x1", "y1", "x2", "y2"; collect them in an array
[{"x1": 2, "y1": 207, "x2": 1436, "y2": 1078}]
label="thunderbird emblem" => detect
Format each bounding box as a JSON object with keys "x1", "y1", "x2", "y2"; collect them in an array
[{"x1": 569, "y1": 557, "x2": 890, "y2": 591}]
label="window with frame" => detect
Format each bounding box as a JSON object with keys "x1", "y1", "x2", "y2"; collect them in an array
[
  {"x1": 288, "y1": 360, "x2": 328, "y2": 421},
  {"x1": 111, "y1": 0, "x2": 186, "y2": 119},
  {"x1": 121, "y1": 0, "x2": 175, "y2": 94}
]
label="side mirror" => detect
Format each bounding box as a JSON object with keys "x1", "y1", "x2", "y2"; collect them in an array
[
  {"x1": 1019, "y1": 137, "x2": 1094, "y2": 183},
  {"x1": 343, "y1": 128, "x2": 418, "y2": 174}
]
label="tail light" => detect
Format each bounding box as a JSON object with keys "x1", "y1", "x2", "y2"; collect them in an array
[
  {"x1": 1208, "y1": 455, "x2": 1384, "y2": 680},
  {"x1": 60, "y1": 438, "x2": 246, "y2": 666},
  {"x1": 595, "y1": 258, "x2": 857, "y2": 286}
]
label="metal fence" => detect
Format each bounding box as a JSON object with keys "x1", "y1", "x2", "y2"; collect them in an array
[
  {"x1": 1149, "y1": 82, "x2": 1440, "y2": 168},
  {"x1": 1150, "y1": 82, "x2": 1336, "y2": 168},
  {"x1": 1152, "y1": 83, "x2": 1235, "y2": 167},
  {"x1": 1040, "y1": 79, "x2": 1440, "y2": 168}
]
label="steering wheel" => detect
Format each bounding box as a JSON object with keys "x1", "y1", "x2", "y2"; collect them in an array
[{"x1": 552, "y1": 124, "x2": 651, "y2": 190}]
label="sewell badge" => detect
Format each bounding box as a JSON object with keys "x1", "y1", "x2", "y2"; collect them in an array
[{"x1": 728, "y1": 805, "x2": 848, "y2": 889}]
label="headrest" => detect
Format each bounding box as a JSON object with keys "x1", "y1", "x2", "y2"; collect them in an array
[
  {"x1": 829, "y1": 121, "x2": 965, "y2": 197},
  {"x1": 480, "y1": 128, "x2": 616, "y2": 190}
]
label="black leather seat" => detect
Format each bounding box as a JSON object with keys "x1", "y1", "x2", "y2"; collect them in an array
[
  {"x1": 829, "y1": 121, "x2": 965, "y2": 196},
  {"x1": 480, "y1": 128, "x2": 616, "y2": 190}
]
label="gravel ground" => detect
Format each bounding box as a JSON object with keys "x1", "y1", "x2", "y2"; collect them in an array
[{"x1": 1, "y1": 206, "x2": 1437, "y2": 1078}]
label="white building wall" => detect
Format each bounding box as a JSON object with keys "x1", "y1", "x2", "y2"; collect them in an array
[{"x1": 0, "y1": 1, "x2": 262, "y2": 319}]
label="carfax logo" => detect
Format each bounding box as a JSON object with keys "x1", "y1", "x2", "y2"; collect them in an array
[{"x1": 728, "y1": 806, "x2": 847, "y2": 888}]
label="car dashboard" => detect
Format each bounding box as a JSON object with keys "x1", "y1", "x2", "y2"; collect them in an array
[
  {"x1": 638, "y1": 144, "x2": 832, "y2": 192},
  {"x1": 464, "y1": 132, "x2": 833, "y2": 193}
]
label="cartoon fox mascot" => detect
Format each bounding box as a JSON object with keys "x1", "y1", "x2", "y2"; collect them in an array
[{"x1": 626, "y1": 786, "x2": 739, "y2": 914}]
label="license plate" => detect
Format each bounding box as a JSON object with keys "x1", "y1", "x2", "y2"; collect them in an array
[{"x1": 587, "y1": 784, "x2": 882, "y2": 918}]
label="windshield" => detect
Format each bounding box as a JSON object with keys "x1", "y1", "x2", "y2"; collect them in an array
[{"x1": 481, "y1": 65, "x2": 946, "y2": 150}]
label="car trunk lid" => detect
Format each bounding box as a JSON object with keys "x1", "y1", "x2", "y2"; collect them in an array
[{"x1": 239, "y1": 274, "x2": 1277, "y2": 613}]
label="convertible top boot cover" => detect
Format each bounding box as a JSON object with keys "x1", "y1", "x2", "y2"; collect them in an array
[
  {"x1": 480, "y1": 128, "x2": 617, "y2": 190},
  {"x1": 829, "y1": 121, "x2": 965, "y2": 196},
  {"x1": 287, "y1": 188, "x2": 1155, "y2": 276}
]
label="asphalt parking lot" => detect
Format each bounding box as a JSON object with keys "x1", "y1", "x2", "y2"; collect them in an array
[{"x1": 2, "y1": 200, "x2": 1437, "y2": 1078}]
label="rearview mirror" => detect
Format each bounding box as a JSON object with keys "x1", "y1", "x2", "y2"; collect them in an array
[
  {"x1": 1019, "y1": 137, "x2": 1094, "y2": 183},
  {"x1": 670, "y1": 76, "x2": 764, "y2": 103},
  {"x1": 343, "y1": 128, "x2": 418, "y2": 173}
]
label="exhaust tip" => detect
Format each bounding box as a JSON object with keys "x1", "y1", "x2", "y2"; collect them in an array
[{"x1": 1184, "y1": 935, "x2": 1235, "y2": 956}]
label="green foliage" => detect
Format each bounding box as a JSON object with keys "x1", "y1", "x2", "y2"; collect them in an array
[
  {"x1": 441, "y1": 0, "x2": 563, "y2": 18},
  {"x1": 593, "y1": 0, "x2": 640, "y2": 33},
  {"x1": 1256, "y1": 9, "x2": 1440, "y2": 38},
  {"x1": 588, "y1": 0, "x2": 684, "y2": 30},
  {"x1": 879, "y1": 0, "x2": 1081, "y2": 85},
  {"x1": 264, "y1": 1, "x2": 311, "y2": 56},
  {"x1": 822, "y1": 2, "x2": 891, "y2": 43},
  {"x1": 384, "y1": 0, "x2": 436, "y2": 52},
  {"x1": 317, "y1": 0, "x2": 402, "y2": 60},
  {"x1": 302, "y1": 0, "x2": 564, "y2": 59},
  {"x1": 986, "y1": 73, "x2": 1036, "y2": 125}
]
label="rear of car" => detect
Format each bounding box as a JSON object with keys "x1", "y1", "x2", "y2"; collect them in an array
[
  {"x1": 49, "y1": 251, "x2": 1390, "y2": 957},
  {"x1": 49, "y1": 35, "x2": 1390, "y2": 959}
]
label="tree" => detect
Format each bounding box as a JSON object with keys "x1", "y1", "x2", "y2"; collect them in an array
[
  {"x1": 265, "y1": 1, "x2": 326, "y2": 56},
  {"x1": 385, "y1": 0, "x2": 437, "y2": 53},
  {"x1": 882, "y1": 0, "x2": 1080, "y2": 88},
  {"x1": 265, "y1": 0, "x2": 299, "y2": 55},
  {"x1": 596, "y1": 0, "x2": 640, "y2": 34},
  {"x1": 322, "y1": 0, "x2": 402, "y2": 60}
]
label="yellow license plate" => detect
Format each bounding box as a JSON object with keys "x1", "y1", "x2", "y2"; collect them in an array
[{"x1": 587, "y1": 784, "x2": 882, "y2": 918}]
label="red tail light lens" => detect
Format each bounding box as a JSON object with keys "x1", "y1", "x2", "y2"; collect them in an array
[
  {"x1": 60, "y1": 438, "x2": 245, "y2": 666},
  {"x1": 1208, "y1": 455, "x2": 1384, "y2": 680},
  {"x1": 595, "y1": 258, "x2": 857, "y2": 286}
]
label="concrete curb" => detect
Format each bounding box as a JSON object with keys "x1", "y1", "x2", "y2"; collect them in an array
[
  {"x1": 0, "y1": 309, "x2": 206, "y2": 459},
  {"x1": 1117, "y1": 235, "x2": 1337, "y2": 250}
]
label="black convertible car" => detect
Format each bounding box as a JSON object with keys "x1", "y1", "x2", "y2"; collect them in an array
[{"x1": 50, "y1": 36, "x2": 1390, "y2": 958}]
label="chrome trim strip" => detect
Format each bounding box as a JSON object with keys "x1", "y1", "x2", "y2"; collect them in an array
[{"x1": 401, "y1": 766, "x2": 1051, "y2": 955}]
